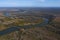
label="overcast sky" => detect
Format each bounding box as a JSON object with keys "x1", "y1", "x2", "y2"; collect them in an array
[{"x1": 0, "y1": 0, "x2": 60, "y2": 7}]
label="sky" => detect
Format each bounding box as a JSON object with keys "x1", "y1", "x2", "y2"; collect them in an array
[{"x1": 0, "y1": 0, "x2": 60, "y2": 7}]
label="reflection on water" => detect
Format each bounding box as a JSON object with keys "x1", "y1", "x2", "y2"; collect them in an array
[
  {"x1": 0, "y1": 13, "x2": 50, "y2": 36},
  {"x1": 0, "y1": 18, "x2": 49, "y2": 36},
  {"x1": 3, "y1": 12, "x2": 10, "y2": 17}
]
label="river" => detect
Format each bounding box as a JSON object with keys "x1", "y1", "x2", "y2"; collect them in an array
[{"x1": 0, "y1": 17, "x2": 49, "y2": 36}]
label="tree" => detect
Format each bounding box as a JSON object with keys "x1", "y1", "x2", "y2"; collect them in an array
[
  {"x1": 47, "y1": 15, "x2": 56, "y2": 24},
  {"x1": 42, "y1": 14, "x2": 56, "y2": 24}
]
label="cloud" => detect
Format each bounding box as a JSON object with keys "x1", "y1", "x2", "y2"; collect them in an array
[
  {"x1": 39, "y1": 0, "x2": 45, "y2": 2},
  {"x1": 0, "y1": 1, "x2": 35, "y2": 7},
  {"x1": 0, "y1": 0, "x2": 46, "y2": 7}
]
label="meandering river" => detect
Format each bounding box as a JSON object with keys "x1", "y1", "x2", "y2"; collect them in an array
[{"x1": 0, "y1": 17, "x2": 49, "y2": 36}]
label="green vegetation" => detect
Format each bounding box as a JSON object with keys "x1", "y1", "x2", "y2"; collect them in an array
[
  {"x1": 0, "y1": 15, "x2": 60, "y2": 40},
  {"x1": 0, "y1": 16, "x2": 44, "y2": 40}
]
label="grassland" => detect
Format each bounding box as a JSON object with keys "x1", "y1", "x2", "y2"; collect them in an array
[{"x1": 0, "y1": 15, "x2": 60, "y2": 40}]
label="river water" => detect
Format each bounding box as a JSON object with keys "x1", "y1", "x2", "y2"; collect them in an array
[{"x1": 0, "y1": 17, "x2": 49, "y2": 36}]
